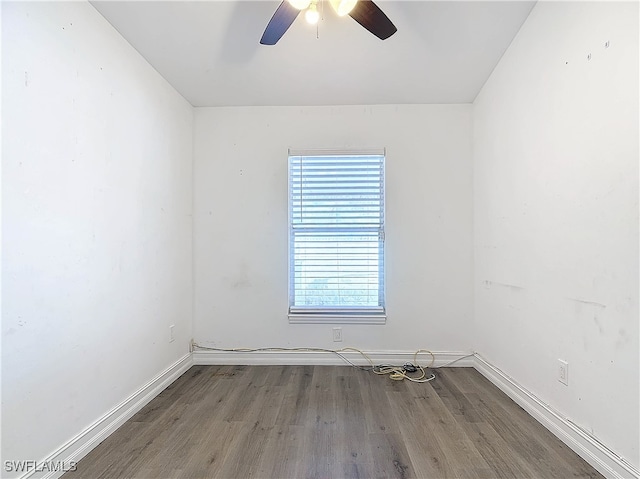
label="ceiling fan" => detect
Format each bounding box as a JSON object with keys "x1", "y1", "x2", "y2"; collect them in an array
[{"x1": 260, "y1": 0, "x2": 397, "y2": 45}]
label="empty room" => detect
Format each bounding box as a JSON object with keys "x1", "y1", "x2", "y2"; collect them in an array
[{"x1": 2, "y1": 1, "x2": 638, "y2": 478}]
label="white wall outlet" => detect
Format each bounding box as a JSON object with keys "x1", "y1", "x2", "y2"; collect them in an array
[
  {"x1": 169, "y1": 324, "x2": 175, "y2": 343},
  {"x1": 332, "y1": 327, "x2": 343, "y2": 342},
  {"x1": 558, "y1": 359, "x2": 568, "y2": 386}
]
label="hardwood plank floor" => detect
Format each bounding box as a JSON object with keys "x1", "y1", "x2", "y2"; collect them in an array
[{"x1": 65, "y1": 366, "x2": 602, "y2": 479}]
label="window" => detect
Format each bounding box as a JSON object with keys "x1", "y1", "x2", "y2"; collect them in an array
[{"x1": 288, "y1": 149, "x2": 386, "y2": 324}]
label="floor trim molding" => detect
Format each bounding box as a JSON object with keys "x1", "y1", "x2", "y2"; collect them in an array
[
  {"x1": 473, "y1": 353, "x2": 639, "y2": 479},
  {"x1": 192, "y1": 348, "x2": 474, "y2": 368},
  {"x1": 23, "y1": 353, "x2": 193, "y2": 479},
  {"x1": 22, "y1": 350, "x2": 637, "y2": 479}
]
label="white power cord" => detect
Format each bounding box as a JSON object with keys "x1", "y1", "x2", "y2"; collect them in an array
[{"x1": 190, "y1": 343, "x2": 465, "y2": 383}]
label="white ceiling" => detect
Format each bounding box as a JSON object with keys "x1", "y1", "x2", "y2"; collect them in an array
[{"x1": 91, "y1": 1, "x2": 535, "y2": 107}]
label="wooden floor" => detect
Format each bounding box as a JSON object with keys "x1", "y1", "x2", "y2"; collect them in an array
[{"x1": 66, "y1": 366, "x2": 602, "y2": 479}]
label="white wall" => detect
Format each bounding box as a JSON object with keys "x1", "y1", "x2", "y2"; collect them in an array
[
  {"x1": 473, "y1": 1, "x2": 639, "y2": 468},
  {"x1": 193, "y1": 105, "x2": 472, "y2": 352},
  {"x1": 4, "y1": 0, "x2": 635, "y2": 474},
  {"x1": 2, "y1": 1, "x2": 193, "y2": 473}
]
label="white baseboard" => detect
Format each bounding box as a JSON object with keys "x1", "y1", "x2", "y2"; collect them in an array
[
  {"x1": 23, "y1": 353, "x2": 193, "y2": 479},
  {"x1": 473, "y1": 354, "x2": 639, "y2": 479},
  {"x1": 21, "y1": 350, "x2": 636, "y2": 479},
  {"x1": 192, "y1": 348, "x2": 474, "y2": 367}
]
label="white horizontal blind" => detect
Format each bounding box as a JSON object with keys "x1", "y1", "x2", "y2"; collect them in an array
[{"x1": 288, "y1": 152, "x2": 385, "y2": 319}]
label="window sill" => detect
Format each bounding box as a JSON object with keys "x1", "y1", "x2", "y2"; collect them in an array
[{"x1": 288, "y1": 310, "x2": 386, "y2": 325}]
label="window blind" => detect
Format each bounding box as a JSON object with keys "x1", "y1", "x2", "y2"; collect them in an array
[{"x1": 288, "y1": 152, "x2": 385, "y2": 322}]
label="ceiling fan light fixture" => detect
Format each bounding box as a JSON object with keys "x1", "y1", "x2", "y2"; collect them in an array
[
  {"x1": 261, "y1": 0, "x2": 395, "y2": 45},
  {"x1": 288, "y1": 0, "x2": 311, "y2": 10},
  {"x1": 305, "y1": 3, "x2": 320, "y2": 24},
  {"x1": 329, "y1": 0, "x2": 357, "y2": 16}
]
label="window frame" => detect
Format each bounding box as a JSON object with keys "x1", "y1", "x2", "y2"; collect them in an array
[{"x1": 287, "y1": 148, "x2": 386, "y2": 325}]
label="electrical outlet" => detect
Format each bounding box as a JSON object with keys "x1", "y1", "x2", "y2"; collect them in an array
[
  {"x1": 170, "y1": 324, "x2": 175, "y2": 343},
  {"x1": 332, "y1": 327, "x2": 343, "y2": 342},
  {"x1": 558, "y1": 359, "x2": 568, "y2": 386}
]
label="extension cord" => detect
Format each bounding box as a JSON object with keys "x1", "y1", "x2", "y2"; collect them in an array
[{"x1": 190, "y1": 342, "x2": 441, "y2": 383}]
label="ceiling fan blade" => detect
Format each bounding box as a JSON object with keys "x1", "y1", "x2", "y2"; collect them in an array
[
  {"x1": 260, "y1": 1, "x2": 301, "y2": 45},
  {"x1": 348, "y1": 0, "x2": 397, "y2": 40}
]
